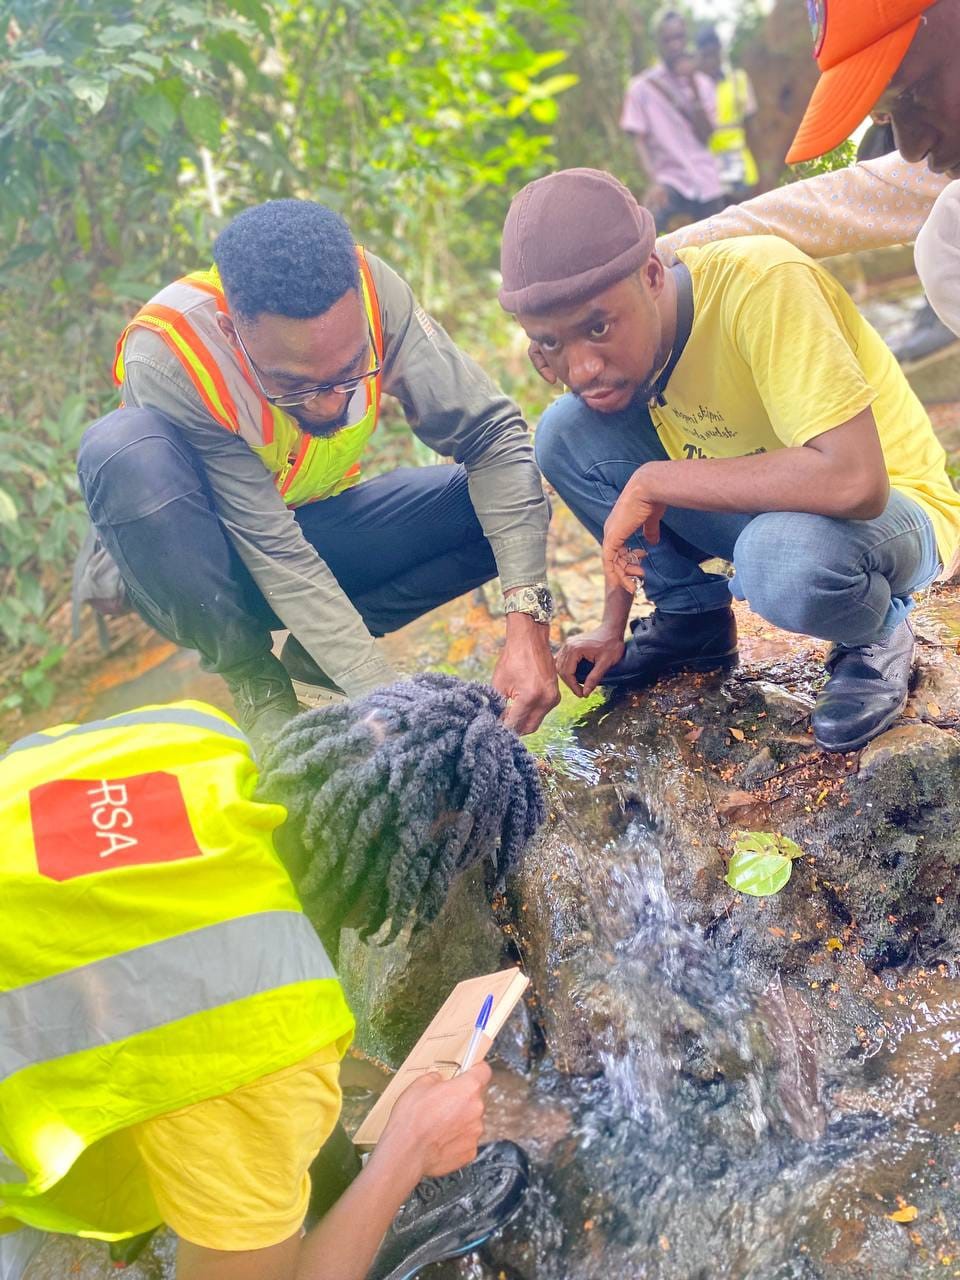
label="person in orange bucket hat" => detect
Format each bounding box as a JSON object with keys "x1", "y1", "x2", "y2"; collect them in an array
[{"x1": 786, "y1": 0, "x2": 941, "y2": 167}]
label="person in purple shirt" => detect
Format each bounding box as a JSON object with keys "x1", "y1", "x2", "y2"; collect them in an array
[{"x1": 620, "y1": 9, "x2": 725, "y2": 233}]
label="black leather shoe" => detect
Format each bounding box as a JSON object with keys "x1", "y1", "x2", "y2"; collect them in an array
[
  {"x1": 577, "y1": 605, "x2": 738, "y2": 690},
  {"x1": 812, "y1": 619, "x2": 915, "y2": 752},
  {"x1": 367, "y1": 1141, "x2": 529, "y2": 1280},
  {"x1": 279, "y1": 634, "x2": 346, "y2": 703},
  {"x1": 891, "y1": 300, "x2": 958, "y2": 365},
  {"x1": 221, "y1": 651, "x2": 300, "y2": 751}
]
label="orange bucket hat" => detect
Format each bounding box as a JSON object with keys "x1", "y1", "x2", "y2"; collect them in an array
[{"x1": 786, "y1": 0, "x2": 935, "y2": 164}]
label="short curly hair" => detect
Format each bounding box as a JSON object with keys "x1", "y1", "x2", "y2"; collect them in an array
[
  {"x1": 258, "y1": 674, "x2": 546, "y2": 942},
  {"x1": 213, "y1": 199, "x2": 360, "y2": 323}
]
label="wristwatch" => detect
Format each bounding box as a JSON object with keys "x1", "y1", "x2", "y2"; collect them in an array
[{"x1": 503, "y1": 583, "x2": 554, "y2": 625}]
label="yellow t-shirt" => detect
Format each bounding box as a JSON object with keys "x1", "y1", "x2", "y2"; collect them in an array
[
  {"x1": 131, "y1": 1045, "x2": 343, "y2": 1251},
  {"x1": 660, "y1": 238, "x2": 960, "y2": 564}
]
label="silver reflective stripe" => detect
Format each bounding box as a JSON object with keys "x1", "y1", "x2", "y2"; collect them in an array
[
  {"x1": 0, "y1": 912, "x2": 335, "y2": 1084},
  {"x1": 2, "y1": 708, "x2": 248, "y2": 760}
]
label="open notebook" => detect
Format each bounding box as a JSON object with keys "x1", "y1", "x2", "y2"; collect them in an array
[{"x1": 352, "y1": 967, "x2": 529, "y2": 1146}]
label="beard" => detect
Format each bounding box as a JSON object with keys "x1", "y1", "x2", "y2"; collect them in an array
[{"x1": 290, "y1": 402, "x2": 352, "y2": 438}]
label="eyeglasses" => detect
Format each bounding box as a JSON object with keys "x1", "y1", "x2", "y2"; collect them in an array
[{"x1": 234, "y1": 319, "x2": 381, "y2": 408}]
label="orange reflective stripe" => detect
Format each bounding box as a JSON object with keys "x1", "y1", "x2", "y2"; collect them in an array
[
  {"x1": 181, "y1": 269, "x2": 276, "y2": 442},
  {"x1": 114, "y1": 314, "x2": 230, "y2": 430},
  {"x1": 278, "y1": 435, "x2": 311, "y2": 499},
  {"x1": 132, "y1": 305, "x2": 240, "y2": 433},
  {"x1": 357, "y1": 249, "x2": 383, "y2": 419},
  {"x1": 357, "y1": 250, "x2": 384, "y2": 363}
]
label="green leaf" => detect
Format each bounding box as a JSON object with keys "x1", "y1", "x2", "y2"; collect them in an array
[
  {"x1": 66, "y1": 75, "x2": 110, "y2": 114},
  {"x1": 181, "y1": 94, "x2": 222, "y2": 149},
  {"x1": 205, "y1": 31, "x2": 257, "y2": 77},
  {"x1": 227, "y1": 0, "x2": 272, "y2": 37},
  {"x1": 0, "y1": 489, "x2": 18, "y2": 525},
  {"x1": 534, "y1": 73, "x2": 579, "y2": 97},
  {"x1": 129, "y1": 51, "x2": 165, "y2": 71},
  {"x1": 134, "y1": 88, "x2": 179, "y2": 134},
  {"x1": 529, "y1": 99, "x2": 557, "y2": 124},
  {"x1": 116, "y1": 62, "x2": 157, "y2": 83},
  {"x1": 98, "y1": 24, "x2": 149, "y2": 48},
  {"x1": 12, "y1": 50, "x2": 64, "y2": 70},
  {"x1": 725, "y1": 831, "x2": 804, "y2": 898}
]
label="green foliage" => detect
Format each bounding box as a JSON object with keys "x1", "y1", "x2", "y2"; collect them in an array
[
  {"x1": 278, "y1": 0, "x2": 578, "y2": 299},
  {"x1": 725, "y1": 830, "x2": 804, "y2": 897},
  {"x1": 788, "y1": 139, "x2": 859, "y2": 181}
]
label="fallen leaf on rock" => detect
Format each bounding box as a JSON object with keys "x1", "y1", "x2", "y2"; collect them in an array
[
  {"x1": 726, "y1": 831, "x2": 804, "y2": 897},
  {"x1": 729, "y1": 727, "x2": 745, "y2": 741},
  {"x1": 888, "y1": 1206, "x2": 919, "y2": 1223},
  {"x1": 716, "y1": 790, "x2": 760, "y2": 819},
  {"x1": 927, "y1": 701, "x2": 942, "y2": 718},
  {"x1": 685, "y1": 726, "x2": 703, "y2": 743},
  {"x1": 825, "y1": 938, "x2": 843, "y2": 952}
]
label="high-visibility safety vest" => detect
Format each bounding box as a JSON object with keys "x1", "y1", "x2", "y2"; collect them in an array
[
  {"x1": 710, "y1": 69, "x2": 759, "y2": 189},
  {"x1": 0, "y1": 701, "x2": 355, "y2": 1242},
  {"x1": 113, "y1": 249, "x2": 384, "y2": 508}
]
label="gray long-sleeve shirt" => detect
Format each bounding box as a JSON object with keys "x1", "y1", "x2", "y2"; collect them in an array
[{"x1": 120, "y1": 252, "x2": 549, "y2": 696}]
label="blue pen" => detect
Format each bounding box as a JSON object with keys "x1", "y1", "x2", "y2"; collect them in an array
[{"x1": 458, "y1": 994, "x2": 494, "y2": 1074}]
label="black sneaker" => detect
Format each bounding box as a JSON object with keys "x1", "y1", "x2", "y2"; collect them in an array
[
  {"x1": 279, "y1": 634, "x2": 346, "y2": 707},
  {"x1": 891, "y1": 300, "x2": 958, "y2": 365},
  {"x1": 576, "y1": 605, "x2": 738, "y2": 690},
  {"x1": 221, "y1": 651, "x2": 300, "y2": 751},
  {"x1": 367, "y1": 1141, "x2": 529, "y2": 1280},
  {"x1": 812, "y1": 619, "x2": 915, "y2": 752}
]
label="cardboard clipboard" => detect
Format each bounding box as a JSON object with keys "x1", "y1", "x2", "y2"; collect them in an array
[{"x1": 352, "y1": 967, "x2": 529, "y2": 1146}]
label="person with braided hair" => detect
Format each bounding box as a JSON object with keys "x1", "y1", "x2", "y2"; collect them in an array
[
  {"x1": 0, "y1": 676, "x2": 544, "y2": 1280},
  {"x1": 261, "y1": 673, "x2": 545, "y2": 945}
]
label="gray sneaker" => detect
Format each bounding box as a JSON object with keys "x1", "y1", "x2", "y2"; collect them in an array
[
  {"x1": 279, "y1": 634, "x2": 347, "y2": 709},
  {"x1": 221, "y1": 652, "x2": 300, "y2": 751}
]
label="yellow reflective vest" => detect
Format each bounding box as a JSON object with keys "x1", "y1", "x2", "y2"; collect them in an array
[
  {"x1": 113, "y1": 250, "x2": 384, "y2": 508},
  {"x1": 710, "y1": 68, "x2": 759, "y2": 189},
  {"x1": 0, "y1": 701, "x2": 354, "y2": 1241}
]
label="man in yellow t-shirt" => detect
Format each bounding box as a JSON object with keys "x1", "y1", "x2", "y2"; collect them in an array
[
  {"x1": 0, "y1": 675, "x2": 543, "y2": 1280},
  {"x1": 499, "y1": 168, "x2": 960, "y2": 752}
]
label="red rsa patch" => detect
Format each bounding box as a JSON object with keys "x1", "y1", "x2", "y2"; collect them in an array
[{"x1": 30, "y1": 771, "x2": 203, "y2": 881}]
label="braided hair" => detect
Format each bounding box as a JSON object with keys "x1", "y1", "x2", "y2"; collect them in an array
[{"x1": 257, "y1": 673, "x2": 546, "y2": 941}]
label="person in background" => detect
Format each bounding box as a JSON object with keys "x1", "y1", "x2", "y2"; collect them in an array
[
  {"x1": 662, "y1": 0, "x2": 960, "y2": 346},
  {"x1": 0, "y1": 675, "x2": 545, "y2": 1280},
  {"x1": 502, "y1": 169, "x2": 960, "y2": 753},
  {"x1": 695, "y1": 25, "x2": 760, "y2": 204},
  {"x1": 620, "y1": 9, "x2": 724, "y2": 233}
]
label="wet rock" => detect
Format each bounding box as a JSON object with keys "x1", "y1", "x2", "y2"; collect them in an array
[
  {"x1": 487, "y1": 586, "x2": 960, "y2": 1278},
  {"x1": 337, "y1": 866, "x2": 510, "y2": 1065}
]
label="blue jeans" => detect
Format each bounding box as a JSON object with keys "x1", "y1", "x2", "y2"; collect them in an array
[{"x1": 536, "y1": 394, "x2": 941, "y2": 647}]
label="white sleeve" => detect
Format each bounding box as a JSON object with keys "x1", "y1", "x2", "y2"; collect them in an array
[{"x1": 914, "y1": 180, "x2": 960, "y2": 339}]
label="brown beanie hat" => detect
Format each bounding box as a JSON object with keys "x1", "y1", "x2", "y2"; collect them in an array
[{"x1": 499, "y1": 168, "x2": 656, "y2": 315}]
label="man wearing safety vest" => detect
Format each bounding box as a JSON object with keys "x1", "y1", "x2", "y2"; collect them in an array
[
  {"x1": 76, "y1": 199, "x2": 560, "y2": 748},
  {"x1": 695, "y1": 26, "x2": 759, "y2": 204},
  {"x1": 0, "y1": 674, "x2": 545, "y2": 1280}
]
